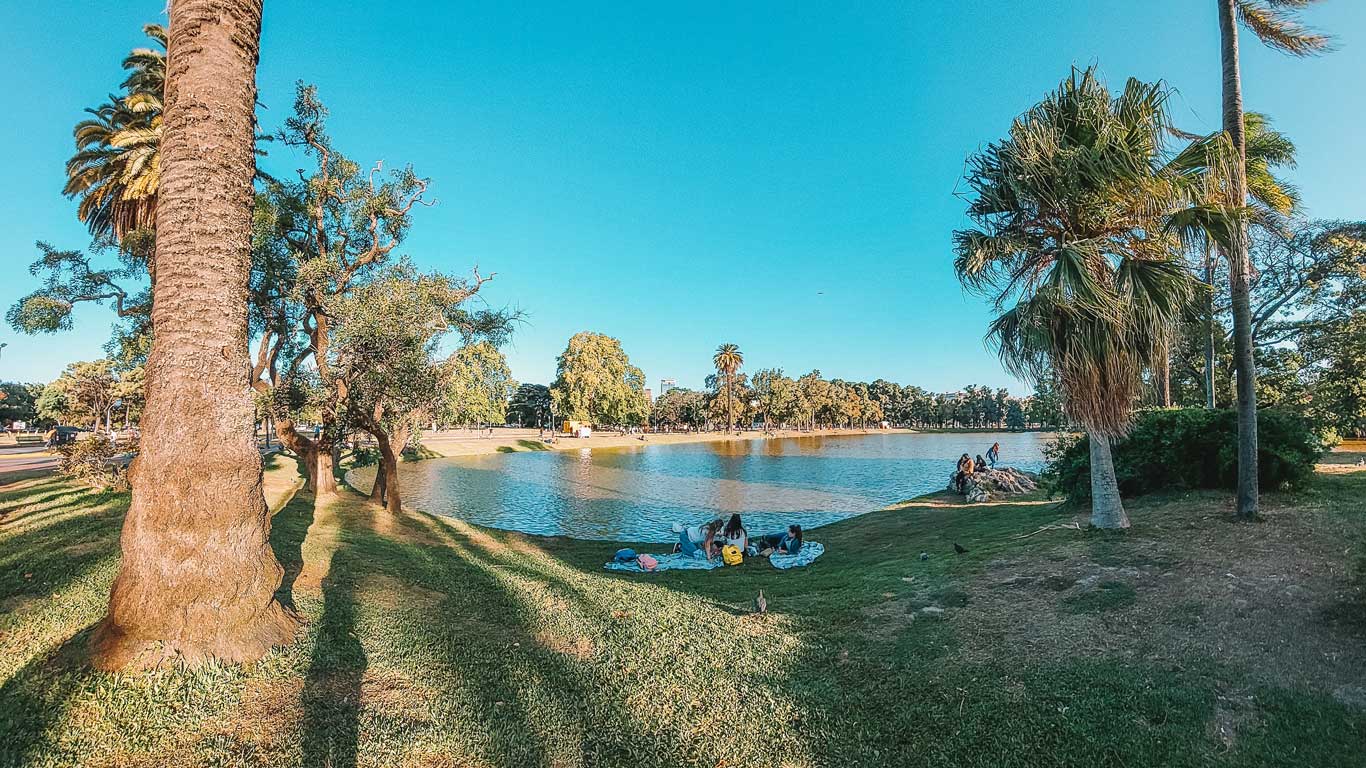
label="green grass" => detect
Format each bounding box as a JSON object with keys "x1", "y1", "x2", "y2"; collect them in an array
[{"x1": 1, "y1": 459, "x2": 1364, "y2": 767}]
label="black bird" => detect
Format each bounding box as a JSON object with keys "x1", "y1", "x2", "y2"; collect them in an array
[{"x1": 953, "y1": 543, "x2": 968, "y2": 555}]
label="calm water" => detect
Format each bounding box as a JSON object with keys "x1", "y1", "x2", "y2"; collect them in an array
[{"x1": 347, "y1": 432, "x2": 1049, "y2": 542}]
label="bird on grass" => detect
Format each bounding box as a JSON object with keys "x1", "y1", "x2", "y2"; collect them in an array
[
  {"x1": 953, "y1": 543, "x2": 968, "y2": 555},
  {"x1": 754, "y1": 590, "x2": 767, "y2": 614}
]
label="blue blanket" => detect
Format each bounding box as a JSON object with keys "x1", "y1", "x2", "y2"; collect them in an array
[
  {"x1": 769, "y1": 541, "x2": 824, "y2": 570},
  {"x1": 603, "y1": 552, "x2": 723, "y2": 573}
]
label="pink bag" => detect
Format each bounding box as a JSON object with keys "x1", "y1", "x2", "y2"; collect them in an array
[{"x1": 637, "y1": 554, "x2": 659, "y2": 571}]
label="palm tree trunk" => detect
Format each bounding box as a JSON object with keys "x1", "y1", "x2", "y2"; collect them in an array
[
  {"x1": 92, "y1": 0, "x2": 297, "y2": 670},
  {"x1": 1204, "y1": 245, "x2": 1217, "y2": 409},
  {"x1": 1219, "y1": 0, "x2": 1260, "y2": 519},
  {"x1": 726, "y1": 372, "x2": 733, "y2": 432},
  {"x1": 1088, "y1": 431, "x2": 1129, "y2": 529},
  {"x1": 1155, "y1": 339, "x2": 1172, "y2": 407}
]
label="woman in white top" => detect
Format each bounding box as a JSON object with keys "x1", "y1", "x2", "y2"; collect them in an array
[{"x1": 721, "y1": 514, "x2": 748, "y2": 554}]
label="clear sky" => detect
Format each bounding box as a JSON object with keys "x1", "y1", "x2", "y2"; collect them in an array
[{"x1": 2, "y1": 1, "x2": 1362, "y2": 393}]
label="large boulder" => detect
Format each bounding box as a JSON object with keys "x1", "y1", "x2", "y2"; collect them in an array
[{"x1": 949, "y1": 466, "x2": 1038, "y2": 503}]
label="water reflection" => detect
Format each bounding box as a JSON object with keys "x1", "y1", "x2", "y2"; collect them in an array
[{"x1": 347, "y1": 432, "x2": 1049, "y2": 542}]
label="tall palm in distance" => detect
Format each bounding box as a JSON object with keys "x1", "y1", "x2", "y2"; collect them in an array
[
  {"x1": 954, "y1": 68, "x2": 1202, "y2": 529},
  {"x1": 64, "y1": 24, "x2": 166, "y2": 246},
  {"x1": 1166, "y1": 111, "x2": 1300, "y2": 409},
  {"x1": 713, "y1": 343, "x2": 743, "y2": 432},
  {"x1": 1216, "y1": 0, "x2": 1333, "y2": 520}
]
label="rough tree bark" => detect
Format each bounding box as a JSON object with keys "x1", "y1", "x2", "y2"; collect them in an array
[
  {"x1": 1219, "y1": 0, "x2": 1260, "y2": 519},
  {"x1": 1088, "y1": 431, "x2": 1130, "y2": 530},
  {"x1": 92, "y1": 0, "x2": 298, "y2": 670}
]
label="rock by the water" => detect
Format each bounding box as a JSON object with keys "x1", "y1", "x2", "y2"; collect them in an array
[{"x1": 948, "y1": 466, "x2": 1038, "y2": 503}]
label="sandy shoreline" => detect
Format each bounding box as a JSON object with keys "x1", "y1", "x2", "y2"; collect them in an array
[{"x1": 417, "y1": 426, "x2": 919, "y2": 459}]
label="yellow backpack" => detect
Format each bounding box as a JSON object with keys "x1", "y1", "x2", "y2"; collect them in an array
[{"x1": 721, "y1": 544, "x2": 743, "y2": 566}]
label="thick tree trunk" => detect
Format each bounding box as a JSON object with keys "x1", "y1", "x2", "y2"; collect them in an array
[
  {"x1": 315, "y1": 443, "x2": 339, "y2": 495},
  {"x1": 1219, "y1": 0, "x2": 1259, "y2": 519},
  {"x1": 368, "y1": 454, "x2": 388, "y2": 503},
  {"x1": 269, "y1": 413, "x2": 320, "y2": 490},
  {"x1": 1088, "y1": 431, "x2": 1130, "y2": 529},
  {"x1": 92, "y1": 0, "x2": 297, "y2": 670},
  {"x1": 378, "y1": 441, "x2": 401, "y2": 514}
]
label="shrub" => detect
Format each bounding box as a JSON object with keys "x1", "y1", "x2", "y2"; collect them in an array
[
  {"x1": 1045, "y1": 408, "x2": 1324, "y2": 501},
  {"x1": 57, "y1": 434, "x2": 132, "y2": 490}
]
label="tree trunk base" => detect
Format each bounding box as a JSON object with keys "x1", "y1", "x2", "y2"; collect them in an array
[{"x1": 91, "y1": 601, "x2": 298, "y2": 671}]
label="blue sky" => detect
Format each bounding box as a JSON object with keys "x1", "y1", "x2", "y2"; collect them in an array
[{"x1": 2, "y1": 1, "x2": 1362, "y2": 393}]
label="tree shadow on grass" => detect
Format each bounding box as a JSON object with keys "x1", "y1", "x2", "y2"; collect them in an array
[
  {"x1": 0, "y1": 488, "x2": 124, "y2": 608},
  {"x1": 0, "y1": 626, "x2": 97, "y2": 766},
  {"x1": 269, "y1": 492, "x2": 315, "y2": 614},
  {"x1": 300, "y1": 540, "x2": 366, "y2": 768},
  {"x1": 319, "y1": 501, "x2": 714, "y2": 766}
]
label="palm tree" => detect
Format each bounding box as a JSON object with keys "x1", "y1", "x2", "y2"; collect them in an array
[
  {"x1": 1216, "y1": 0, "x2": 1332, "y2": 519},
  {"x1": 1166, "y1": 112, "x2": 1300, "y2": 409},
  {"x1": 713, "y1": 343, "x2": 744, "y2": 432},
  {"x1": 92, "y1": 1, "x2": 297, "y2": 670},
  {"x1": 64, "y1": 24, "x2": 166, "y2": 245},
  {"x1": 954, "y1": 68, "x2": 1201, "y2": 528}
]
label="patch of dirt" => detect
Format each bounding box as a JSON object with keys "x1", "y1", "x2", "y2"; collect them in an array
[
  {"x1": 947, "y1": 492, "x2": 1366, "y2": 709},
  {"x1": 534, "y1": 631, "x2": 595, "y2": 660}
]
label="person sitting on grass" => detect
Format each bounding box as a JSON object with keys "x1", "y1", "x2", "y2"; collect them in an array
[
  {"x1": 721, "y1": 513, "x2": 748, "y2": 554},
  {"x1": 754, "y1": 524, "x2": 803, "y2": 556},
  {"x1": 673, "y1": 519, "x2": 725, "y2": 560}
]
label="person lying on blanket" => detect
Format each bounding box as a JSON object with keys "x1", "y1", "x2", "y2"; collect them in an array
[{"x1": 753, "y1": 524, "x2": 803, "y2": 557}]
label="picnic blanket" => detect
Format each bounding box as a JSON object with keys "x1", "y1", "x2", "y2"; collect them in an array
[
  {"x1": 768, "y1": 541, "x2": 824, "y2": 570},
  {"x1": 603, "y1": 552, "x2": 723, "y2": 573}
]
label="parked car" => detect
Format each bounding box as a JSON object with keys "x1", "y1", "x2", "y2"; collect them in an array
[{"x1": 46, "y1": 426, "x2": 84, "y2": 447}]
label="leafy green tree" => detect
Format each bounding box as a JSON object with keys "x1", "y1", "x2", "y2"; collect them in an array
[
  {"x1": 444, "y1": 341, "x2": 517, "y2": 429},
  {"x1": 1006, "y1": 400, "x2": 1027, "y2": 431},
  {"x1": 750, "y1": 368, "x2": 786, "y2": 430},
  {"x1": 712, "y1": 343, "x2": 744, "y2": 431},
  {"x1": 651, "y1": 387, "x2": 707, "y2": 429},
  {"x1": 0, "y1": 383, "x2": 43, "y2": 429},
  {"x1": 43, "y1": 360, "x2": 121, "y2": 430},
  {"x1": 954, "y1": 68, "x2": 1200, "y2": 528},
  {"x1": 506, "y1": 384, "x2": 552, "y2": 427},
  {"x1": 550, "y1": 332, "x2": 649, "y2": 427},
  {"x1": 332, "y1": 266, "x2": 494, "y2": 511},
  {"x1": 247, "y1": 85, "x2": 503, "y2": 493}
]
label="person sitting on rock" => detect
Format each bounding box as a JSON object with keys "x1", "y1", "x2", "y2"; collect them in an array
[
  {"x1": 953, "y1": 453, "x2": 974, "y2": 492},
  {"x1": 976, "y1": 455, "x2": 989, "y2": 473}
]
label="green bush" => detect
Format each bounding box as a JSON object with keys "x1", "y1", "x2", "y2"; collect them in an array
[
  {"x1": 57, "y1": 434, "x2": 131, "y2": 490},
  {"x1": 1045, "y1": 408, "x2": 1325, "y2": 501}
]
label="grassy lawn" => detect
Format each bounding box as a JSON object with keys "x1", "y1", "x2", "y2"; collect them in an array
[{"x1": 1, "y1": 453, "x2": 1363, "y2": 767}]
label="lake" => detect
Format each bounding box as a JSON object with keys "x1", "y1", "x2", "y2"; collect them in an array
[{"x1": 346, "y1": 431, "x2": 1050, "y2": 542}]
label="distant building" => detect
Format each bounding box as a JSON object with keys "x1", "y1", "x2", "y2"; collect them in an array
[
  {"x1": 644, "y1": 388, "x2": 654, "y2": 403},
  {"x1": 660, "y1": 378, "x2": 676, "y2": 393}
]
